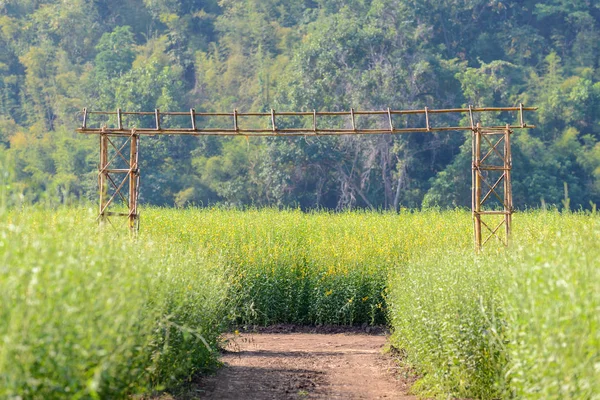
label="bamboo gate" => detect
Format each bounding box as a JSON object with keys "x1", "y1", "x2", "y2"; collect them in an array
[{"x1": 77, "y1": 105, "x2": 536, "y2": 250}]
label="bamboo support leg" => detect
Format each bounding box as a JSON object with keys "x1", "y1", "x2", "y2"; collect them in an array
[
  {"x1": 504, "y1": 125, "x2": 513, "y2": 244},
  {"x1": 99, "y1": 134, "x2": 108, "y2": 224},
  {"x1": 128, "y1": 132, "x2": 139, "y2": 232},
  {"x1": 472, "y1": 124, "x2": 482, "y2": 251}
]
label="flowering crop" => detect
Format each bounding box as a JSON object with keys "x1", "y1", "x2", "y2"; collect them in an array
[{"x1": 2, "y1": 206, "x2": 597, "y2": 399}]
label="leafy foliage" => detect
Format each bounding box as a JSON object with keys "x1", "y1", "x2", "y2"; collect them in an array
[{"x1": 0, "y1": 0, "x2": 599, "y2": 209}]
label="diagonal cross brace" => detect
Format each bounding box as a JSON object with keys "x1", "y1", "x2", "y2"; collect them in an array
[
  {"x1": 480, "y1": 135, "x2": 506, "y2": 165},
  {"x1": 479, "y1": 172, "x2": 508, "y2": 207},
  {"x1": 481, "y1": 218, "x2": 507, "y2": 246}
]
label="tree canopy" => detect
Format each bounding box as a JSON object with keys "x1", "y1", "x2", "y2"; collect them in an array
[{"x1": 1, "y1": 0, "x2": 599, "y2": 209}]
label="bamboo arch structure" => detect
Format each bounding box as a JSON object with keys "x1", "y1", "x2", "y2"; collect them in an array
[{"x1": 77, "y1": 105, "x2": 536, "y2": 250}]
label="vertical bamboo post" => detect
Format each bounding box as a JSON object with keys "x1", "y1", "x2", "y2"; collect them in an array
[
  {"x1": 82, "y1": 108, "x2": 88, "y2": 129},
  {"x1": 155, "y1": 109, "x2": 161, "y2": 130},
  {"x1": 504, "y1": 124, "x2": 513, "y2": 244},
  {"x1": 99, "y1": 133, "x2": 108, "y2": 223},
  {"x1": 128, "y1": 131, "x2": 139, "y2": 232},
  {"x1": 190, "y1": 108, "x2": 197, "y2": 131},
  {"x1": 117, "y1": 108, "x2": 123, "y2": 130},
  {"x1": 472, "y1": 123, "x2": 482, "y2": 251}
]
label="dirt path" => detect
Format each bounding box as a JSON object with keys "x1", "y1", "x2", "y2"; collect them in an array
[{"x1": 196, "y1": 331, "x2": 417, "y2": 399}]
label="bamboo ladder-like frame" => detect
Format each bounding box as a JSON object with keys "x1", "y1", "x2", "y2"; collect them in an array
[{"x1": 78, "y1": 105, "x2": 535, "y2": 250}]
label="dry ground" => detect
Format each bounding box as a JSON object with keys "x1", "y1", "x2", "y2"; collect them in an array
[{"x1": 157, "y1": 326, "x2": 417, "y2": 399}]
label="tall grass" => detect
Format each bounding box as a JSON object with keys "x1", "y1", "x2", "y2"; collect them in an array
[
  {"x1": 504, "y1": 213, "x2": 600, "y2": 399},
  {"x1": 388, "y1": 249, "x2": 508, "y2": 398},
  {"x1": 0, "y1": 208, "x2": 228, "y2": 399},
  {"x1": 388, "y1": 211, "x2": 600, "y2": 399},
  {"x1": 144, "y1": 207, "x2": 471, "y2": 325},
  {"x1": 2, "y1": 206, "x2": 597, "y2": 399}
]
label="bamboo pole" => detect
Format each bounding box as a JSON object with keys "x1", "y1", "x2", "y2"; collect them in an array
[
  {"x1": 77, "y1": 125, "x2": 536, "y2": 136},
  {"x1": 128, "y1": 131, "x2": 139, "y2": 233},
  {"x1": 82, "y1": 106, "x2": 537, "y2": 117},
  {"x1": 99, "y1": 133, "x2": 108, "y2": 224},
  {"x1": 473, "y1": 123, "x2": 482, "y2": 251},
  {"x1": 504, "y1": 125, "x2": 513, "y2": 244}
]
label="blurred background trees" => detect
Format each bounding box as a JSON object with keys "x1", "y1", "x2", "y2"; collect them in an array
[{"x1": 0, "y1": 0, "x2": 599, "y2": 209}]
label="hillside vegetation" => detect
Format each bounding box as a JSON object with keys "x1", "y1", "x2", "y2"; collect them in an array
[{"x1": 0, "y1": 1, "x2": 599, "y2": 209}]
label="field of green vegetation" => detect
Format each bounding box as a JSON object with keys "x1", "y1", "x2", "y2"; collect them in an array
[
  {"x1": 1, "y1": 207, "x2": 598, "y2": 399},
  {"x1": 389, "y1": 211, "x2": 600, "y2": 399}
]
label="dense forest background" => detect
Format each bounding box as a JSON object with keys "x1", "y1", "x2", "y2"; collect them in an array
[{"x1": 1, "y1": 0, "x2": 599, "y2": 210}]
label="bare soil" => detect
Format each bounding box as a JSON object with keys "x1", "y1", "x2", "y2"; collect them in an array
[{"x1": 159, "y1": 327, "x2": 418, "y2": 399}]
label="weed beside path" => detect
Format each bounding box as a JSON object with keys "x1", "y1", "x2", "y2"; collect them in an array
[
  {"x1": 388, "y1": 212, "x2": 600, "y2": 399},
  {"x1": 0, "y1": 208, "x2": 228, "y2": 398}
]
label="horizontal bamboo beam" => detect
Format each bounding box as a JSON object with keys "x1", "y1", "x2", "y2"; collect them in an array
[
  {"x1": 105, "y1": 211, "x2": 137, "y2": 217},
  {"x1": 78, "y1": 106, "x2": 536, "y2": 136},
  {"x1": 478, "y1": 166, "x2": 511, "y2": 171},
  {"x1": 82, "y1": 106, "x2": 536, "y2": 117},
  {"x1": 78, "y1": 125, "x2": 535, "y2": 136},
  {"x1": 103, "y1": 168, "x2": 133, "y2": 173}
]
